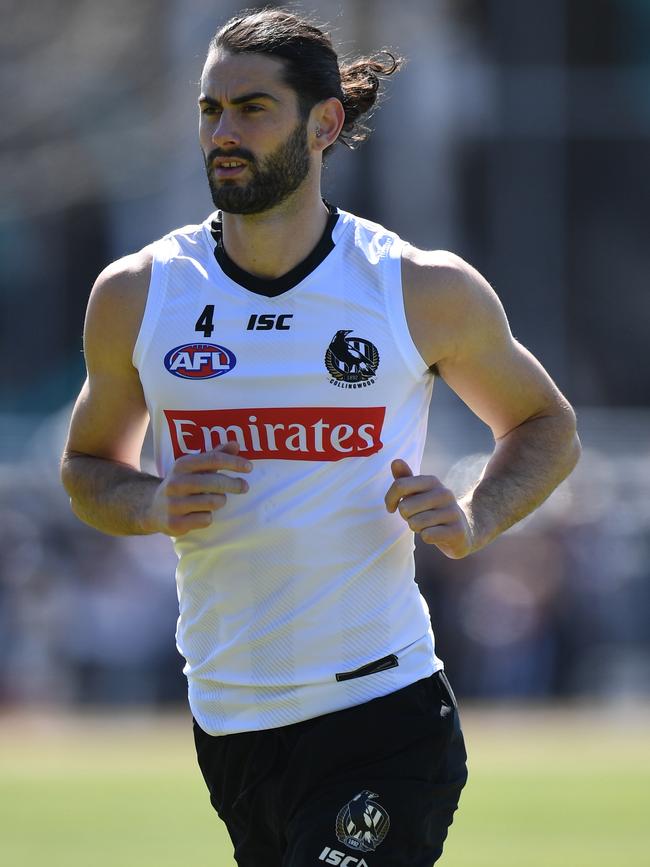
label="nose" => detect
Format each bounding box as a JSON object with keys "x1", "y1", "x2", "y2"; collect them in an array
[{"x1": 211, "y1": 110, "x2": 241, "y2": 148}]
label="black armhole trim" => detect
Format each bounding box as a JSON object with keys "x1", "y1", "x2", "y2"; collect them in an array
[
  {"x1": 210, "y1": 202, "x2": 339, "y2": 297},
  {"x1": 335, "y1": 653, "x2": 399, "y2": 682}
]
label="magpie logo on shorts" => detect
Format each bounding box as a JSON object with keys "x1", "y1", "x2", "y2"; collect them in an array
[
  {"x1": 164, "y1": 343, "x2": 236, "y2": 379},
  {"x1": 335, "y1": 790, "x2": 390, "y2": 852},
  {"x1": 325, "y1": 331, "x2": 379, "y2": 388}
]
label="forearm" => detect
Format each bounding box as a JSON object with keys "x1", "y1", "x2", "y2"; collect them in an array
[
  {"x1": 461, "y1": 410, "x2": 581, "y2": 552},
  {"x1": 61, "y1": 452, "x2": 162, "y2": 536}
]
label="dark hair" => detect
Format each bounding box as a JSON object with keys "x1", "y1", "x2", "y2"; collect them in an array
[{"x1": 209, "y1": 7, "x2": 403, "y2": 152}]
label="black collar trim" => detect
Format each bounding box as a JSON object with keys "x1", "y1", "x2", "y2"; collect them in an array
[{"x1": 210, "y1": 202, "x2": 339, "y2": 297}]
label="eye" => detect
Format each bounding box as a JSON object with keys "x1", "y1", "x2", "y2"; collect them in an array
[
  {"x1": 200, "y1": 105, "x2": 221, "y2": 116},
  {"x1": 242, "y1": 104, "x2": 264, "y2": 113}
]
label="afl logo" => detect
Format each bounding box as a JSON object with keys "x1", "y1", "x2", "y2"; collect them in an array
[
  {"x1": 164, "y1": 343, "x2": 236, "y2": 379},
  {"x1": 325, "y1": 330, "x2": 379, "y2": 386}
]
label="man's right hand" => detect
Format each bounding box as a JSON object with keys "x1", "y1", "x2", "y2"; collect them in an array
[{"x1": 147, "y1": 442, "x2": 253, "y2": 536}]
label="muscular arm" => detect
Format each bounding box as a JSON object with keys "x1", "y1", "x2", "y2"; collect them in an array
[
  {"x1": 61, "y1": 250, "x2": 251, "y2": 537},
  {"x1": 386, "y1": 248, "x2": 581, "y2": 558},
  {"x1": 61, "y1": 249, "x2": 162, "y2": 535}
]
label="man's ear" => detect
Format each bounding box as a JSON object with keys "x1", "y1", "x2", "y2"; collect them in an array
[{"x1": 311, "y1": 97, "x2": 345, "y2": 151}]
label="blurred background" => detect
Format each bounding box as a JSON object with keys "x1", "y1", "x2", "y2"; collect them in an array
[
  {"x1": 2, "y1": 0, "x2": 648, "y2": 710},
  {"x1": 2, "y1": 2, "x2": 649, "y2": 865}
]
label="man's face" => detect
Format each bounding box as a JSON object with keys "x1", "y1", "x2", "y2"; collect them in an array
[{"x1": 199, "y1": 50, "x2": 312, "y2": 215}]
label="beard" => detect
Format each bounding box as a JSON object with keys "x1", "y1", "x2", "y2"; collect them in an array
[{"x1": 205, "y1": 121, "x2": 311, "y2": 215}]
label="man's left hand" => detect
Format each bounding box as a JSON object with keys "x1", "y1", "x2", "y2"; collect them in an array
[{"x1": 385, "y1": 459, "x2": 474, "y2": 559}]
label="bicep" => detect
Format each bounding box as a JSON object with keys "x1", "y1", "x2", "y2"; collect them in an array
[
  {"x1": 438, "y1": 333, "x2": 566, "y2": 439},
  {"x1": 64, "y1": 255, "x2": 151, "y2": 466},
  {"x1": 434, "y1": 264, "x2": 569, "y2": 439},
  {"x1": 65, "y1": 369, "x2": 150, "y2": 467}
]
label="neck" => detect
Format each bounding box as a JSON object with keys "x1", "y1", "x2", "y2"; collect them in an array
[{"x1": 218, "y1": 182, "x2": 330, "y2": 279}]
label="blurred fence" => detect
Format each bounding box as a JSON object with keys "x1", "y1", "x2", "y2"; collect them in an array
[{"x1": 1, "y1": 404, "x2": 648, "y2": 708}]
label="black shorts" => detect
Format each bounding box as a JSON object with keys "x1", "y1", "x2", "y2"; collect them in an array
[{"x1": 193, "y1": 671, "x2": 468, "y2": 867}]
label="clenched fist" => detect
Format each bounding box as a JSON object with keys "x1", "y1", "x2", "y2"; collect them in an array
[{"x1": 385, "y1": 458, "x2": 474, "y2": 559}]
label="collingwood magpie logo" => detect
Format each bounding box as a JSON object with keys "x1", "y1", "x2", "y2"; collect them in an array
[
  {"x1": 325, "y1": 331, "x2": 380, "y2": 388},
  {"x1": 335, "y1": 790, "x2": 390, "y2": 852}
]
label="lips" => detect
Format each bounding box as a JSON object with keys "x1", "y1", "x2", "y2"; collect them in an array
[{"x1": 211, "y1": 157, "x2": 249, "y2": 178}]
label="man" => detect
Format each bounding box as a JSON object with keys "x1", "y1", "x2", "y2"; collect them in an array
[{"x1": 61, "y1": 8, "x2": 580, "y2": 866}]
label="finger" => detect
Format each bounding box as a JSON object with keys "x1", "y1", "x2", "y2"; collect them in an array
[
  {"x1": 397, "y1": 488, "x2": 456, "y2": 520},
  {"x1": 168, "y1": 473, "x2": 249, "y2": 497},
  {"x1": 168, "y1": 493, "x2": 227, "y2": 515},
  {"x1": 391, "y1": 458, "x2": 413, "y2": 480},
  {"x1": 218, "y1": 440, "x2": 240, "y2": 453},
  {"x1": 195, "y1": 474, "x2": 249, "y2": 495},
  {"x1": 385, "y1": 474, "x2": 443, "y2": 513},
  {"x1": 406, "y1": 507, "x2": 461, "y2": 534},
  {"x1": 168, "y1": 510, "x2": 215, "y2": 536},
  {"x1": 419, "y1": 525, "x2": 469, "y2": 559},
  {"x1": 385, "y1": 459, "x2": 414, "y2": 512},
  {"x1": 176, "y1": 442, "x2": 253, "y2": 474},
  {"x1": 419, "y1": 525, "x2": 454, "y2": 547}
]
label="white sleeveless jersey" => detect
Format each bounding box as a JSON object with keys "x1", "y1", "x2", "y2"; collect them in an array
[{"x1": 133, "y1": 206, "x2": 442, "y2": 735}]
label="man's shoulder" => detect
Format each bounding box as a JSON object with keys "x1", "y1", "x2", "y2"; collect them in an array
[
  {"x1": 90, "y1": 213, "x2": 213, "y2": 315},
  {"x1": 159, "y1": 216, "x2": 213, "y2": 247},
  {"x1": 335, "y1": 207, "x2": 403, "y2": 266},
  {"x1": 401, "y1": 245, "x2": 483, "y2": 310},
  {"x1": 339, "y1": 213, "x2": 477, "y2": 292},
  {"x1": 94, "y1": 246, "x2": 154, "y2": 302},
  {"x1": 85, "y1": 247, "x2": 155, "y2": 363},
  {"x1": 400, "y1": 246, "x2": 506, "y2": 367},
  {"x1": 338, "y1": 206, "x2": 400, "y2": 240}
]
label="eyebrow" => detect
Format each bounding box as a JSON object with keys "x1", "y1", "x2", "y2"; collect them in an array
[{"x1": 198, "y1": 91, "x2": 280, "y2": 108}]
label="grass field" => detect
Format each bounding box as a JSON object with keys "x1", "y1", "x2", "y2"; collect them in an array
[{"x1": 1, "y1": 704, "x2": 648, "y2": 866}]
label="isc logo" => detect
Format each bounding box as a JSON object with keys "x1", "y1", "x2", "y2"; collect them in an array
[
  {"x1": 318, "y1": 848, "x2": 369, "y2": 866},
  {"x1": 163, "y1": 343, "x2": 236, "y2": 379},
  {"x1": 246, "y1": 313, "x2": 293, "y2": 331}
]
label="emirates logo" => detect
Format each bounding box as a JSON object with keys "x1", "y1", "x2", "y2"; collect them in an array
[
  {"x1": 164, "y1": 406, "x2": 386, "y2": 461},
  {"x1": 325, "y1": 331, "x2": 379, "y2": 388}
]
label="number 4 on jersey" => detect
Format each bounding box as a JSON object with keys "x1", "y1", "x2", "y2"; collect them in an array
[{"x1": 195, "y1": 305, "x2": 215, "y2": 337}]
